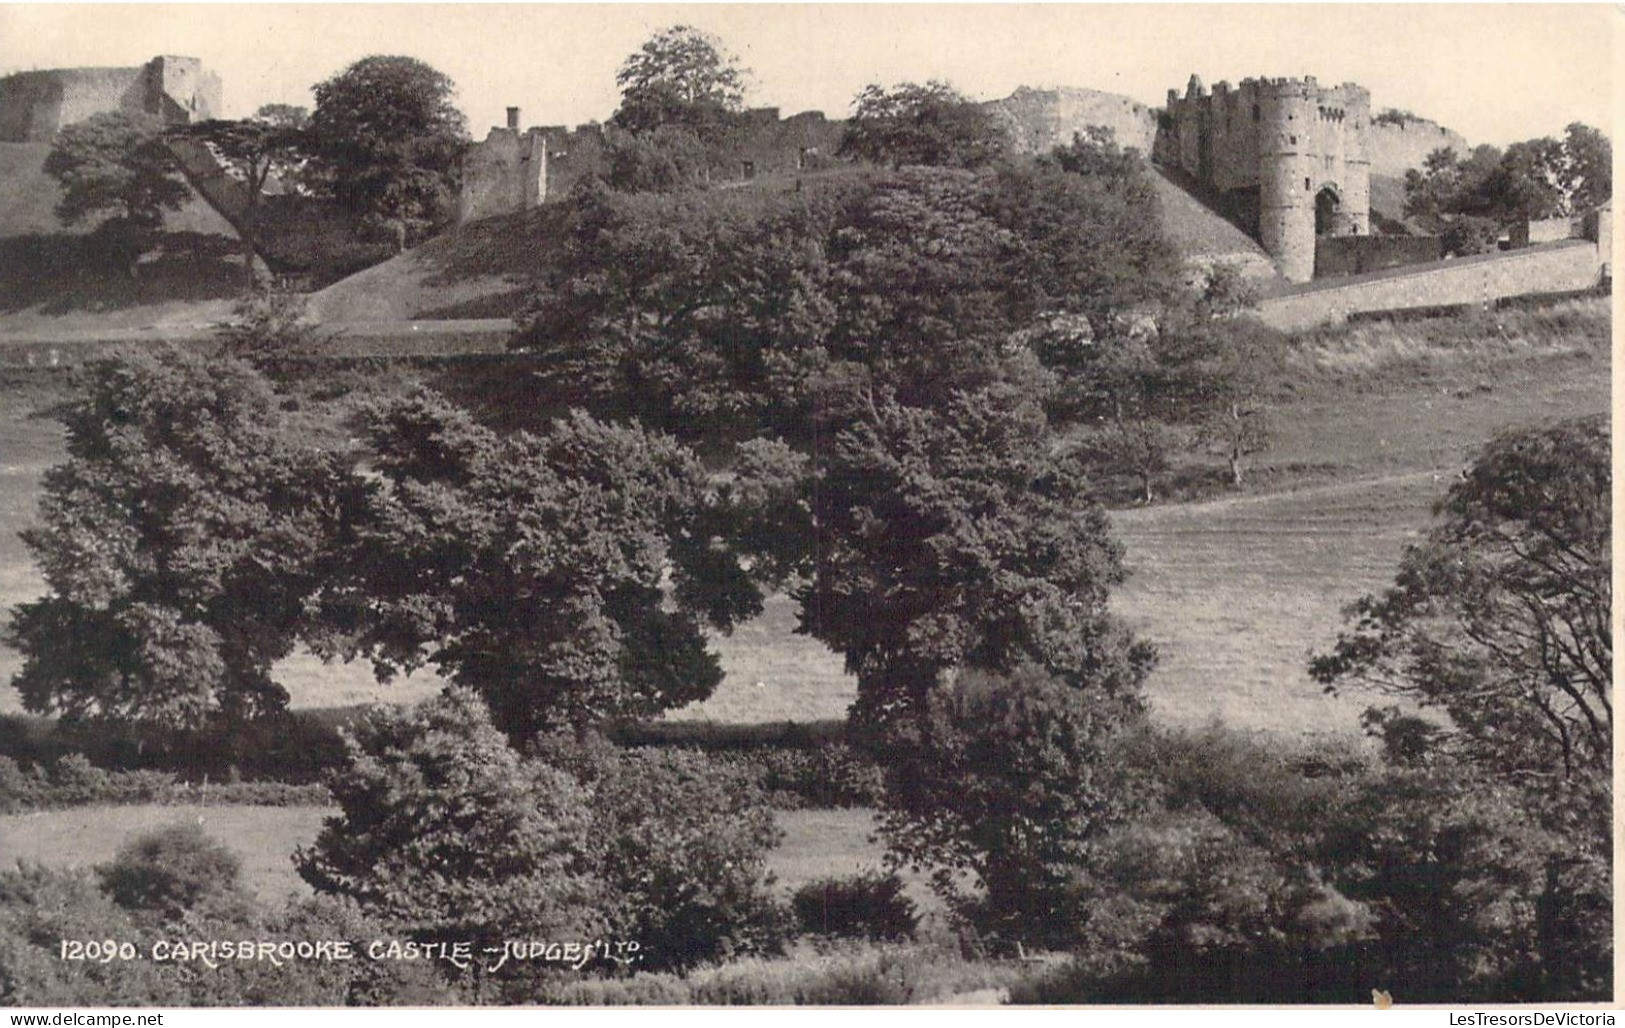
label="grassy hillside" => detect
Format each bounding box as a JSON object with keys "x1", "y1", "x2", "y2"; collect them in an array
[{"x1": 0, "y1": 142, "x2": 238, "y2": 241}]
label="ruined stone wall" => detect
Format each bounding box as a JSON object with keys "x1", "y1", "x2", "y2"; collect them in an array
[
  {"x1": 0, "y1": 57, "x2": 219, "y2": 142},
  {"x1": 1256, "y1": 239, "x2": 1603, "y2": 331},
  {"x1": 459, "y1": 127, "x2": 548, "y2": 223},
  {"x1": 149, "y1": 56, "x2": 222, "y2": 124},
  {"x1": 0, "y1": 67, "x2": 147, "y2": 141},
  {"x1": 1367, "y1": 117, "x2": 1468, "y2": 177},
  {"x1": 458, "y1": 108, "x2": 841, "y2": 223},
  {"x1": 988, "y1": 86, "x2": 1157, "y2": 155}
]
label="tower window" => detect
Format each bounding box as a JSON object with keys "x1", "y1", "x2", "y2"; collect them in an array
[
  {"x1": 1290, "y1": 135, "x2": 1297, "y2": 145},
  {"x1": 1252, "y1": 104, "x2": 1260, "y2": 122},
  {"x1": 1305, "y1": 177, "x2": 1311, "y2": 191}
]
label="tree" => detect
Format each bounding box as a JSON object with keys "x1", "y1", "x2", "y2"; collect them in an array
[
  {"x1": 535, "y1": 736, "x2": 788, "y2": 972},
  {"x1": 5, "y1": 348, "x2": 353, "y2": 733},
  {"x1": 308, "y1": 55, "x2": 468, "y2": 245},
  {"x1": 800, "y1": 379, "x2": 1154, "y2": 732},
  {"x1": 840, "y1": 81, "x2": 1008, "y2": 170},
  {"x1": 169, "y1": 106, "x2": 311, "y2": 285},
  {"x1": 613, "y1": 25, "x2": 746, "y2": 140},
  {"x1": 1404, "y1": 126, "x2": 1612, "y2": 239},
  {"x1": 295, "y1": 688, "x2": 605, "y2": 994},
  {"x1": 1557, "y1": 122, "x2": 1611, "y2": 214},
  {"x1": 42, "y1": 111, "x2": 190, "y2": 275},
  {"x1": 1310, "y1": 416, "x2": 1610, "y2": 833},
  {"x1": 877, "y1": 665, "x2": 1148, "y2": 951},
  {"x1": 308, "y1": 389, "x2": 765, "y2": 739},
  {"x1": 1185, "y1": 317, "x2": 1286, "y2": 489}
]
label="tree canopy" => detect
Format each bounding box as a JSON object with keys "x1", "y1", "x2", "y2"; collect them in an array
[
  {"x1": 6, "y1": 347, "x2": 353, "y2": 730},
  {"x1": 42, "y1": 111, "x2": 190, "y2": 273},
  {"x1": 612, "y1": 25, "x2": 746, "y2": 140},
  {"x1": 305, "y1": 389, "x2": 770, "y2": 739},
  {"x1": 840, "y1": 80, "x2": 1009, "y2": 170},
  {"x1": 168, "y1": 106, "x2": 312, "y2": 283},
  {"x1": 1403, "y1": 124, "x2": 1613, "y2": 244},
  {"x1": 308, "y1": 55, "x2": 468, "y2": 243},
  {"x1": 1311, "y1": 416, "x2": 1611, "y2": 834}
]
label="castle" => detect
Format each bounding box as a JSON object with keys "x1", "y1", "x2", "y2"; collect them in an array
[
  {"x1": 457, "y1": 87, "x2": 1166, "y2": 225},
  {"x1": 458, "y1": 106, "x2": 846, "y2": 223},
  {"x1": 0, "y1": 56, "x2": 221, "y2": 141},
  {"x1": 1156, "y1": 75, "x2": 1372, "y2": 283}
]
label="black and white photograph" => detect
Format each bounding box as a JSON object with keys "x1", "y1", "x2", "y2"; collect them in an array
[{"x1": 0, "y1": 3, "x2": 1612, "y2": 1010}]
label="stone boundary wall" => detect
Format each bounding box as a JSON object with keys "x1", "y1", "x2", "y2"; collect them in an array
[
  {"x1": 1256, "y1": 239, "x2": 1603, "y2": 332},
  {"x1": 1314, "y1": 235, "x2": 1441, "y2": 278}
]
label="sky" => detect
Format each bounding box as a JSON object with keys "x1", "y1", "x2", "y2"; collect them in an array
[{"x1": 0, "y1": 4, "x2": 1614, "y2": 147}]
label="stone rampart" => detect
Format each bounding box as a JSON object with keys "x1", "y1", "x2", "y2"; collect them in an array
[
  {"x1": 0, "y1": 57, "x2": 220, "y2": 142},
  {"x1": 987, "y1": 86, "x2": 1158, "y2": 155},
  {"x1": 1256, "y1": 239, "x2": 1603, "y2": 331},
  {"x1": 1367, "y1": 117, "x2": 1469, "y2": 177}
]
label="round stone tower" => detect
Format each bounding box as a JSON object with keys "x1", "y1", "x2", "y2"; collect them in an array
[{"x1": 1256, "y1": 78, "x2": 1319, "y2": 284}]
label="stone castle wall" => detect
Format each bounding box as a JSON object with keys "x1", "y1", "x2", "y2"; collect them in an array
[
  {"x1": 987, "y1": 86, "x2": 1158, "y2": 155},
  {"x1": 0, "y1": 56, "x2": 219, "y2": 143},
  {"x1": 459, "y1": 107, "x2": 845, "y2": 223},
  {"x1": 1256, "y1": 239, "x2": 1603, "y2": 331},
  {"x1": 1158, "y1": 75, "x2": 1373, "y2": 283},
  {"x1": 1367, "y1": 117, "x2": 1469, "y2": 178}
]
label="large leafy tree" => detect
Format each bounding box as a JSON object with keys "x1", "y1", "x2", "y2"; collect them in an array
[
  {"x1": 1404, "y1": 124, "x2": 1613, "y2": 238},
  {"x1": 308, "y1": 389, "x2": 766, "y2": 739},
  {"x1": 42, "y1": 111, "x2": 190, "y2": 274},
  {"x1": 169, "y1": 105, "x2": 311, "y2": 284},
  {"x1": 612, "y1": 25, "x2": 746, "y2": 139},
  {"x1": 515, "y1": 154, "x2": 1179, "y2": 448},
  {"x1": 1311, "y1": 416, "x2": 1611, "y2": 834},
  {"x1": 840, "y1": 80, "x2": 1009, "y2": 170},
  {"x1": 308, "y1": 55, "x2": 468, "y2": 244},
  {"x1": 5, "y1": 348, "x2": 353, "y2": 730},
  {"x1": 800, "y1": 379, "x2": 1154, "y2": 732}
]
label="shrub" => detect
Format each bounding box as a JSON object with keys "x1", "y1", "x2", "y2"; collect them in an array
[
  {"x1": 876, "y1": 664, "x2": 1150, "y2": 952},
  {"x1": 0, "y1": 865, "x2": 186, "y2": 1007},
  {"x1": 96, "y1": 822, "x2": 249, "y2": 921},
  {"x1": 540, "y1": 736, "x2": 789, "y2": 973},
  {"x1": 295, "y1": 688, "x2": 607, "y2": 990},
  {"x1": 718, "y1": 743, "x2": 885, "y2": 809},
  {"x1": 547, "y1": 941, "x2": 1027, "y2": 1005},
  {"x1": 792, "y1": 871, "x2": 918, "y2": 941}
]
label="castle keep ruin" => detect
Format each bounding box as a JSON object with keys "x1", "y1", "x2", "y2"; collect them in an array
[
  {"x1": 1157, "y1": 75, "x2": 1372, "y2": 283},
  {"x1": 0, "y1": 56, "x2": 221, "y2": 141}
]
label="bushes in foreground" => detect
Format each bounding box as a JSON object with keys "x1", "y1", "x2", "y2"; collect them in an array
[
  {"x1": 792, "y1": 872, "x2": 918, "y2": 942},
  {"x1": 547, "y1": 941, "x2": 1029, "y2": 1005},
  {"x1": 0, "y1": 753, "x2": 331, "y2": 814},
  {"x1": 0, "y1": 858, "x2": 458, "y2": 1006},
  {"x1": 302, "y1": 690, "x2": 789, "y2": 995}
]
